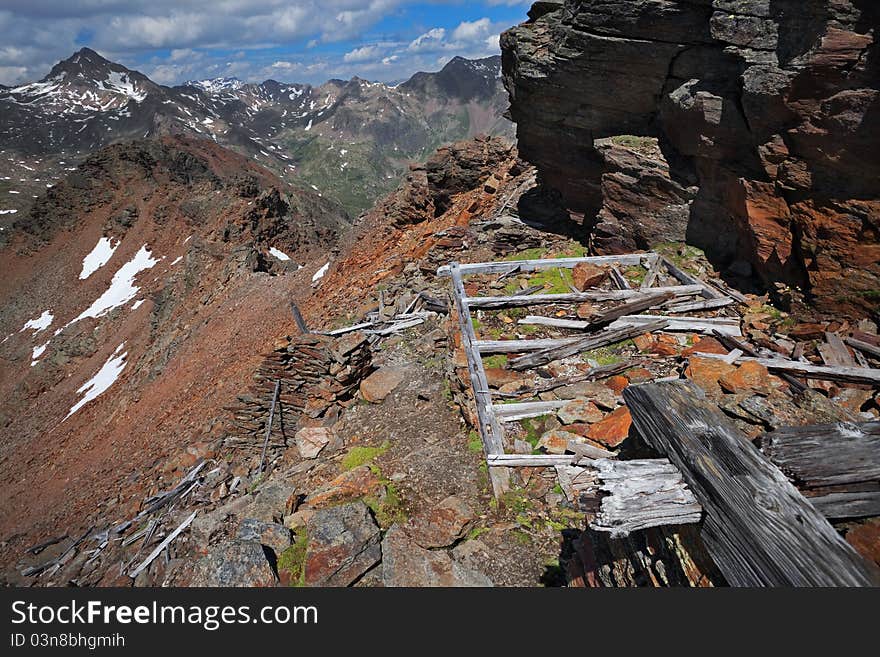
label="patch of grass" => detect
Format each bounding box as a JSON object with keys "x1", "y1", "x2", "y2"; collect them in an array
[
  {"x1": 467, "y1": 430, "x2": 483, "y2": 453},
  {"x1": 364, "y1": 482, "x2": 406, "y2": 529},
  {"x1": 483, "y1": 354, "x2": 508, "y2": 369},
  {"x1": 582, "y1": 346, "x2": 623, "y2": 366},
  {"x1": 341, "y1": 442, "x2": 390, "y2": 471},
  {"x1": 552, "y1": 483, "x2": 564, "y2": 495},
  {"x1": 246, "y1": 473, "x2": 264, "y2": 494},
  {"x1": 512, "y1": 529, "x2": 533, "y2": 545},
  {"x1": 556, "y1": 244, "x2": 588, "y2": 258},
  {"x1": 622, "y1": 265, "x2": 646, "y2": 286},
  {"x1": 441, "y1": 379, "x2": 453, "y2": 401},
  {"x1": 500, "y1": 488, "x2": 533, "y2": 515},
  {"x1": 503, "y1": 247, "x2": 547, "y2": 262},
  {"x1": 467, "y1": 525, "x2": 490, "y2": 541},
  {"x1": 518, "y1": 418, "x2": 541, "y2": 448},
  {"x1": 611, "y1": 134, "x2": 656, "y2": 151},
  {"x1": 522, "y1": 267, "x2": 574, "y2": 295},
  {"x1": 277, "y1": 532, "x2": 309, "y2": 587}
]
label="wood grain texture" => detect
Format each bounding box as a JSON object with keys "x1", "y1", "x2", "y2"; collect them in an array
[
  {"x1": 464, "y1": 285, "x2": 701, "y2": 309},
  {"x1": 761, "y1": 422, "x2": 880, "y2": 487},
  {"x1": 589, "y1": 458, "x2": 703, "y2": 538},
  {"x1": 624, "y1": 381, "x2": 878, "y2": 586}
]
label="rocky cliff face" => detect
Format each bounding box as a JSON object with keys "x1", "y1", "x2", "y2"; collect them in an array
[{"x1": 502, "y1": 0, "x2": 879, "y2": 317}]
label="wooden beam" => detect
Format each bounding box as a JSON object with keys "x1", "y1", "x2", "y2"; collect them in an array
[
  {"x1": 808, "y1": 491, "x2": 880, "y2": 520},
  {"x1": 661, "y1": 257, "x2": 721, "y2": 299},
  {"x1": 509, "y1": 320, "x2": 667, "y2": 371},
  {"x1": 493, "y1": 400, "x2": 567, "y2": 421},
  {"x1": 450, "y1": 262, "x2": 509, "y2": 497},
  {"x1": 845, "y1": 336, "x2": 880, "y2": 360},
  {"x1": 609, "y1": 266, "x2": 631, "y2": 290},
  {"x1": 640, "y1": 254, "x2": 663, "y2": 289},
  {"x1": 475, "y1": 337, "x2": 581, "y2": 354},
  {"x1": 819, "y1": 332, "x2": 855, "y2": 367},
  {"x1": 609, "y1": 314, "x2": 742, "y2": 336},
  {"x1": 664, "y1": 297, "x2": 736, "y2": 314},
  {"x1": 258, "y1": 379, "x2": 281, "y2": 474},
  {"x1": 129, "y1": 512, "x2": 197, "y2": 579},
  {"x1": 487, "y1": 454, "x2": 587, "y2": 467},
  {"x1": 437, "y1": 253, "x2": 648, "y2": 277},
  {"x1": 589, "y1": 458, "x2": 703, "y2": 538},
  {"x1": 623, "y1": 381, "x2": 878, "y2": 586},
  {"x1": 760, "y1": 422, "x2": 880, "y2": 488},
  {"x1": 464, "y1": 285, "x2": 702, "y2": 309}
]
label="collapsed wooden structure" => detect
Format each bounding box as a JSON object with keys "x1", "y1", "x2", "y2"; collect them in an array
[{"x1": 441, "y1": 251, "x2": 880, "y2": 586}]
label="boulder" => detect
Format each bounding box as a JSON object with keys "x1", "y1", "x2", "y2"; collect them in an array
[
  {"x1": 554, "y1": 381, "x2": 619, "y2": 409},
  {"x1": 557, "y1": 399, "x2": 604, "y2": 425},
  {"x1": 304, "y1": 502, "x2": 381, "y2": 587},
  {"x1": 538, "y1": 429, "x2": 581, "y2": 454},
  {"x1": 295, "y1": 426, "x2": 333, "y2": 459},
  {"x1": 572, "y1": 262, "x2": 608, "y2": 291},
  {"x1": 587, "y1": 406, "x2": 632, "y2": 448},
  {"x1": 235, "y1": 518, "x2": 291, "y2": 555},
  {"x1": 304, "y1": 465, "x2": 382, "y2": 509},
  {"x1": 381, "y1": 525, "x2": 493, "y2": 587},
  {"x1": 189, "y1": 541, "x2": 277, "y2": 587},
  {"x1": 401, "y1": 496, "x2": 475, "y2": 548}
]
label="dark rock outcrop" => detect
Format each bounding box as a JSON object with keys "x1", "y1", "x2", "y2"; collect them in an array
[{"x1": 502, "y1": 0, "x2": 879, "y2": 317}]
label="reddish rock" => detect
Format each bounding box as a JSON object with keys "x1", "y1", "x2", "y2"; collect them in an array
[
  {"x1": 718, "y1": 361, "x2": 773, "y2": 395},
  {"x1": 304, "y1": 466, "x2": 382, "y2": 509},
  {"x1": 683, "y1": 337, "x2": 729, "y2": 357},
  {"x1": 605, "y1": 375, "x2": 629, "y2": 395},
  {"x1": 359, "y1": 366, "x2": 406, "y2": 402},
  {"x1": 788, "y1": 323, "x2": 827, "y2": 340},
  {"x1": 572, "y1": 262, "x2": 608, "y2": 291},
  {"x1": 484, "y1": 367, "x2": 526, "y2": 389},
  {"x1": 402, "y1": 496, "x2": 475, "y2": 548},
  {"x1": 625, "y1": 367, "x2": 653, "y2": 384},
  {"x1": 557, "y1": 399, "x2": 604, "y2": 424},
  {"x1": 587, "y1": 407, "x2": 632, "y2": 448},
  {"x1": 304, "y1": 502, "x2": 381, "y2": 587},
  {"x1": 538, "y1": 429, "x2": 581, "y2": 454},
  {"x1": 576, "y1": 302, "x2": 596, "y2": 319},
  {"x1": 295, "y1": 426, "x2": 333, "y2": 459},
  {"x1": 633, "y1": 333, "x2": 655, "y2": 352},
  {"x1": 845, "y1": 519, "x2": 880, "y2": 569},
  {"x1": 648, "y1": 342, "x2": 680, "y2": 357},
  {"x1": 685, "y1": 357, "x2": 738, "y2": 394}
]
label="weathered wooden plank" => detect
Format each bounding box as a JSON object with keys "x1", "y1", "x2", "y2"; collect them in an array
[
  {"x1": 464, "y1": 285, "x2": 702, "y2": 309},
  {"x1": 661, "y1": 257, "x2": 721, "y2": 299},
  {"x1": 589, "y1": 458, "x2": 703, "y2": 538},
  {"x1": 475, "y1": 337, "x2": 581, "y2": 354},
  {"x1": 609, "y1": 314, "x2": 742, "y2": 336},
  {"x1": 706, "y1": 277, "x2": 750, "y2": 303},
  {"x1": 664, "y1": 297, "x2": 735, "y2": 314},
  {"x1": 761, "y1": 422, "x2": 880, "y2": 488},
  {"x1": 711, "y1": 330, "x2": 808, "y2": 393},
  {"x1": 518, "y1": 316, "x2": 590, "y2": 330},
  {"x1": 808, "y1": 491, "x2": 880, "y2": 520},
  {"x1": 486, "y1": 454, "x2": 589, "y2": 467},
  {"x1": 819, "y1": 332, "x2": 855, "y2": 367},
  {"x1": 609, "y1": 266, "x2": 631, "y2": 290},
  {"x1": 583, "y1": 291, "x2": 676, "y2": 329},
  {"x1": 450, "y1": 263, "x2": 509, "y2": 497},
  {"x1": 437, "y1": 253, "x2": 648, "y2": 277},
  {"x1": 845, "y1": 337, "x2": 880, "y2": 360},
  {"x1": 509, "y1": 320, "x2": 667, "y2": 371},
  {"x1": 493, "y1": 400, "x2": 567, "y2": 422},
  {"x1": 640, "y1": 254, "x2": 663, "y2": 289},
  {"x1": 258, "y1": 379, "x2": 281, "y2": 474},
  {"x1": 624, "y1": 381, "x2": 878, "y2": 586},
  {"x1": 129, "y1": 512, "x2": 197, "y2": 579}
]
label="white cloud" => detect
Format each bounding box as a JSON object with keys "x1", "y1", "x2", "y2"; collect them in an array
[
  {"x1": 408, "y1": 28, "x2": 446, "y2": 53},
  {"x1": 343, "y1": 45, "x2": 381, "y2": 63},
  {"x1": 452, "y1": 17, "x2": 491, "y2": 43}
]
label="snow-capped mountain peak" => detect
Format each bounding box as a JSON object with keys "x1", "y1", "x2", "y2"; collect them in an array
[{"x1": 185, "y1": 77, "x2": 245, "y2": 94}]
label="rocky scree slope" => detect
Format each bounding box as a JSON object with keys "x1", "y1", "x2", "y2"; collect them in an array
[
  {"x1": 501, "y1": 0, "x2": 879, "y2": 319},
  {"x1": 0, "y1": 49, "x2": 513, "y2": 217},
  {"x1": 0, "y1": 134, "x2": 347, "y2": 574}
]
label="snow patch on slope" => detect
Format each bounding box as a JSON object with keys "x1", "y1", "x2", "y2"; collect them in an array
[
  {"x1": 65, "y1": 343, "x2": 127, "y2": 419},
  {"x1": 21, "y1": 310, "x2": 54, "y2": 334},
  {"x1": 80, "y1": 236, "x2": 119, "y2": 279},
  {"x1": 68, "y1": 245, "x2": 158, "y2": 325},
  {"x1": 269, "y1": 247, "x2": 290, "y2": 261}
]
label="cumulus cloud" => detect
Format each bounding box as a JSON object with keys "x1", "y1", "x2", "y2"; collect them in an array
[{"x1": 343, "y1": 45, "x2": 382, "y2": 63}]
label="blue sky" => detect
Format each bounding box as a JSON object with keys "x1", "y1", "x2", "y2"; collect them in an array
[{"x1": 0, "y1": 1, "x2": 532, "y2": 86}]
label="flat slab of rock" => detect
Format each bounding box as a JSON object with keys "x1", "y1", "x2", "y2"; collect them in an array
[
  {"x1": 295, "y1": 426, "x2": 333, "y2": 459},
  {"x1": 555, "y1": 382, "x2": 619, "y2": 409},
  {"x1": 382, "y1": 525, "x2": 493, "y2": 587},
  {"x1": 572, "y1": 262, "x2": 608, "y2": 291},
  {"x1": 189, "y1": 540, "x2": 277, "y2": 587},
  {"x1": 360, "y1": 366, "x2": 407, "y2": 402},
  {"x1": 304, "y1": 502, "x2": 381, "y2": 587},
  {"x1": 587, "y1": 406, "x2": 632, "y2": 448},
  {"x1": 557, "y1": 399, "x2": 604, "y2": 424},
  {"x1": 401, "y1": 496, "x2": 475, "y2": 548},
  {"x1": 304, "y1": 465, "x2": 382, "y2": 509}
]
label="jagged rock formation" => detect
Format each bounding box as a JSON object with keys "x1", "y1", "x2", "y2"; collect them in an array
[{"x1": 502, "y1": 0, "x2": 879, "y2": 317}]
